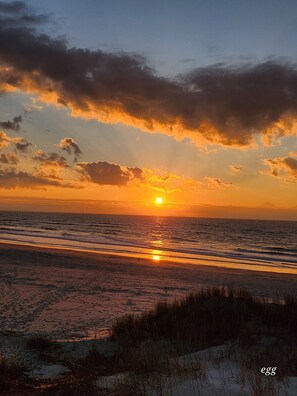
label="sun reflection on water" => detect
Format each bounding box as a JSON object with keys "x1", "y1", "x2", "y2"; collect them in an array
[
  {"x1": 149, "y1": 218, "x2": 168, "y2": 262},
  {"x1": 151, "y1": 249, "x2": 162, "y2": 262},
  {"x1": 149, "y1": 217, "x2": 166, "y2": 249}
]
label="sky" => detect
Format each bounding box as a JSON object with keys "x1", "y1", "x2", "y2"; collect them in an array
[{"x1": 0, "y1": 0, "x2": 297, "y2": 219}]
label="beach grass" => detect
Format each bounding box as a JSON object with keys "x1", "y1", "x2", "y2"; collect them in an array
[
  {"x1": 111, "y1": 285, "x2": 297, "y2": 350},
  {"x1": 105, "y1": 287, "x2": 296, "y2": 395},
  {"x1": 1, "y1": 285, "x2": 297, "y2": 395}
]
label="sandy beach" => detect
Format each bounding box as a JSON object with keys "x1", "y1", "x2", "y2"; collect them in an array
[{"x1": 1, "y1": 241, "x2": 296, "y2": 340}]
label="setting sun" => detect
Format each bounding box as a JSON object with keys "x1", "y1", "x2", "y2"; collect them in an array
[{"x1": 155, "y1": 197, "x2": 163, "y2": 205}]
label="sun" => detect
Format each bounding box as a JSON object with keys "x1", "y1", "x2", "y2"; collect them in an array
[{"x1": 155, "y1": 197, "x2": 163, "y2": 205}]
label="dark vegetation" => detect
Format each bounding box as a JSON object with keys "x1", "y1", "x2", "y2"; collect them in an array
[
  {"x1": 67, "y1": 348, "x2": 122, "y2": 378},
  {"x1": 1, "y1": 286, "x2": 297, "y2": 395},
  {"x1": 112, "y1": 286, "x2": 297, "y2": 347},
  {"x1": 26, "y1": 335, "x2": 54, "y2": 351},
  {"x1": 112, "y1": 286, "x2": 297, "y2": 376},
  {"x1": 0, "y1": 355, "x2": 29, "y2": 395}
]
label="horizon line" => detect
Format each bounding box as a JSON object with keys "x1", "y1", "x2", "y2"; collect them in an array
[{"x1": 1, "y1": 208, "x2": 297, "y2": 223}]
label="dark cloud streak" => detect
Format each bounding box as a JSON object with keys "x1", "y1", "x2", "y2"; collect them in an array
[
  {"x1": 32, "y1": 149, "x2": 69, "y2": 168},
  {"x1": 0, "y1": 115, "x2": 22, "y2": 131},
  {"x1": 14, "y1": 138, "x2": 31, "y2": 152},
  {"x1": 0, "y1": 1, "x2": 28, "y2": 14},
  {"x1": 0, "y1": 168, "x2": 77, "y2": 189}
]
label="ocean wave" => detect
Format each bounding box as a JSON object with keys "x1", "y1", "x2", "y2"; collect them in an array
[{"x1": 1, "y1": 212, "x2": 297, "y2": 270}]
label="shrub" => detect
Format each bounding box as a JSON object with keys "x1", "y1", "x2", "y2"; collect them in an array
[
  {"x1": 0, "y1": 355, "x2": 27, "y2": 394},
  {"x1": 26, "y1": 335, "x2": 53, "y2": 350}
]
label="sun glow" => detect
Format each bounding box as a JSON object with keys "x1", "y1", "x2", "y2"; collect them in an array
[
  {"x1": 151, "y1": 249, "x2": 162, "y2": 262},
  {"x1": 155, "y1": 197, "x2": 163, "y2": 205}
]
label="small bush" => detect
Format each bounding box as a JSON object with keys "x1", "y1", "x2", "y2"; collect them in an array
[
  {"x1": 26, "y1": 335, "x2": 53, "y2": 350},
  {"x1": 36, "y1": 374, "x2": 100, "y2": 396},
  {"x1": 70, "y1": 348, "x2": 121, "y2": 377},
  {"x1": 0, "y1": 355, "x2": 27, "y2": 394}
]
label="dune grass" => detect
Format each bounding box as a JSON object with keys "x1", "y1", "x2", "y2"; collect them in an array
[
  {"x1": 109, "y1": 286, "x2": 297, "y2": 395},
  {"x1": 112, "y1": 285, "x2": 297, "y2": 356},
  {"x1": 2, "y1": 285, "x2": 297, "y2": 395}
]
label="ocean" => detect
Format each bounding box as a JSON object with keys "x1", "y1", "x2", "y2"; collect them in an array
[
  {"x1": 1, "y1": 210, "x2": 297, "y2": 338},
  {"x1": 1, "y1": 211, "x2": 297, "y2": 273}
]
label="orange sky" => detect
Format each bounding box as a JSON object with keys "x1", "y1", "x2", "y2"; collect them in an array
[{"x1": 0, "y1": 3, "x2": 297, "y2": 220}]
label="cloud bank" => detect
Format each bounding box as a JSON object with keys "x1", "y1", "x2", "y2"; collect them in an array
[
  {"x1": 1, "y1": 3, "x2": 297, "y2": 146},
  {"x1": 0, "y1": 168, "x2": 76, "y2": 189}
]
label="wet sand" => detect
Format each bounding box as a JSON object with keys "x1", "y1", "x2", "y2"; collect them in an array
[{"x1": 0, "y1": 242, "x2": 296, "y2": 339}]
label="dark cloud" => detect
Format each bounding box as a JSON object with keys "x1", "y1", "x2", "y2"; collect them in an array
[
  {"x1": 285, "y1": 157, "x2": 297, "y2": 172},
  {"x1": 1, "y1": 5, "x2": 297, "y2": 145},
  {"x1": 59, "y1": 138, "x2": 82, "y2": 162},
  {"x1": 32, "y1": 149, "x2": 69, "y2": 168},
  {"x1": 0, "y1": 115, "x2": 22, "y2": 131},
  {"x1": 77, "y1": 161, "x2": 143, "y2": 186},
  {"x1": 0, "y1": 1, "x2": 49, "y2": 28},
  {"x1": 0, "y1": 168, "x2": 77, "y2": 189},
  {"x1": 128, "y1": 166, "x2": 143, "y2": 180},
  {"x1": 182, "y1": 63, "x2": 297, "y2": 145},
  {"x1": 0, "y1": 151, "x2": 18, "y2": 164},
  {"x1": 14, "y1": 138, "x2": 31, "y2": 152},
  {"x1": 263, "y1": 156, "x2": 297, "y2": 180},
  {"x1": 0, "y1": 1, "x2": 28, "y2": 14}
]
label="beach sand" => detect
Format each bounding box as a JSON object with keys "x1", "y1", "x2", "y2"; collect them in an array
[{"x1": 1, "y1": 242, "x2": 296, "y2": 340}]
